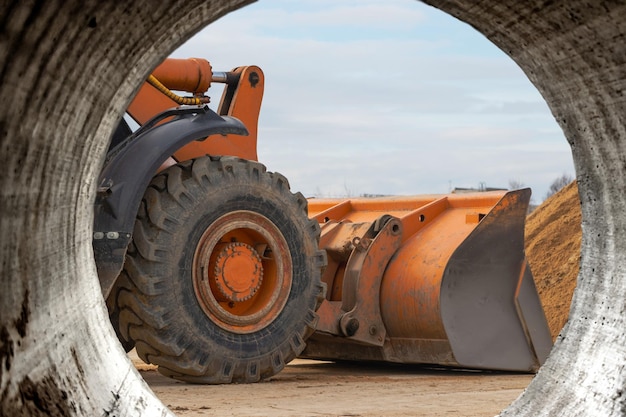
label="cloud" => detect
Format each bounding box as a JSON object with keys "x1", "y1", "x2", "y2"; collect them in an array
[
  {"x1": 171, "y1": 0, "x2": 574, "y2": 202},
  {"x1": 207, "y1": 0, "x2": 428, "y2": 38}
]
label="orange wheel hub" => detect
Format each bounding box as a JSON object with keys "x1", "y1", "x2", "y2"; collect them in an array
[
  {"x1": 213, "y1": 242, "x2": 264, "y2": 302},
  {"x1": 192, "y1": 210, "x2": 293, "y2": 334}
]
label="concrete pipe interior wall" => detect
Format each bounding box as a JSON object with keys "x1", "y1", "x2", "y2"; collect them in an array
[{"x1": 1, "y1": 1, "x2": 625, "y2": 416}]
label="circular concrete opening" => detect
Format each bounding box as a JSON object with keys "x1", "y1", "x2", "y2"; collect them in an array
[{"x1": 1, "y1": 1, "x2": 625, "y2": 416}]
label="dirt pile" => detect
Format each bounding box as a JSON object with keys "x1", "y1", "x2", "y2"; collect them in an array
[{"x1": 525, "y1": 181, "x2": 581, "y2": 341}]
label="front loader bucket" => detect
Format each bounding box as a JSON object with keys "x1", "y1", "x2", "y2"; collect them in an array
[
  {"x1": 303, "y1": 189, "x2": 552, "y2": 372},
  {"x1": 439, "y1": 189, "x2": 552, "y2": 371}
]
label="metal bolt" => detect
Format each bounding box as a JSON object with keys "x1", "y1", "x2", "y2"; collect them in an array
[{"x1": 345, "y1": 318, "x2": 360, "y2": 337}]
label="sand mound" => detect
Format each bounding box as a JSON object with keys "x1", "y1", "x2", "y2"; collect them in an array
[{"x1": 525, "y1": 181, "x2": 581, "y2": 341}]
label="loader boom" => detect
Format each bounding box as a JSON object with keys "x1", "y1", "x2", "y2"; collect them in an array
[{"x1": 127, "y1": 58, "x2": 263, "y2": 162}]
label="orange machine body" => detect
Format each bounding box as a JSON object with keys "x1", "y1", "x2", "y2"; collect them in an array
[
  {"x1": 303, "y1": 190, "x2": 552, "y2": 371},
  {"x1": 123, "y1": 57, "x2": 552, "y2": 373}
]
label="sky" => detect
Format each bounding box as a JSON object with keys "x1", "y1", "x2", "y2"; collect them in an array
[{"x1": 171, "y1": 0, "x2": 575, "y2": 203}]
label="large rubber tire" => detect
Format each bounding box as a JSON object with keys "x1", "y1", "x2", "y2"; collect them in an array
[
  {"x1": 105, "y1": 271, "x2": 137, "y2": 353},
  {"x1": 112, "y1": 156, "x2": 326, "y2": 383}
]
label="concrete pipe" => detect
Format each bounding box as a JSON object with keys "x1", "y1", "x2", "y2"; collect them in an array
[{"x1": 1, "y1": 1, "x2": 625, "y2": 416}]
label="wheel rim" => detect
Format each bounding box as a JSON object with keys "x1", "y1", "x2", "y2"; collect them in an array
[{"x1": 192, "y1": 210, "x2": 293, "y2": 334}]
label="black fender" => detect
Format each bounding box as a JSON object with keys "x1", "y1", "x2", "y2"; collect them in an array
[{"x1": 94, "y1": 105, "x2": 248, "y2": 297}]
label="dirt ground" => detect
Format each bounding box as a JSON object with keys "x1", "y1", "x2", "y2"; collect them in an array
[
  {"x1": 132, "y1": 353, "x2": 532, "y2": 417},
  {"x1": 134, "y1": 182, "x2": 581, "y2": 417}
]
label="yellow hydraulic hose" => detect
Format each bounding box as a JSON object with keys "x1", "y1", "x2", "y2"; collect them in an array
[{"x1": 147, "y1": 74, "x2": 210, "y2": 105}]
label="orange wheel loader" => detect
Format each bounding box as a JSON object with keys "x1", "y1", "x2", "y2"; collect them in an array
[{"x1": 93, "y1": 57, "x2": 552, "y2": 384}]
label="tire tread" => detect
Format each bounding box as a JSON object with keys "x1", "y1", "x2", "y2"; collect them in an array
[{"x1": 108, "y1": 156, "x2": 325, "y2": 384}]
